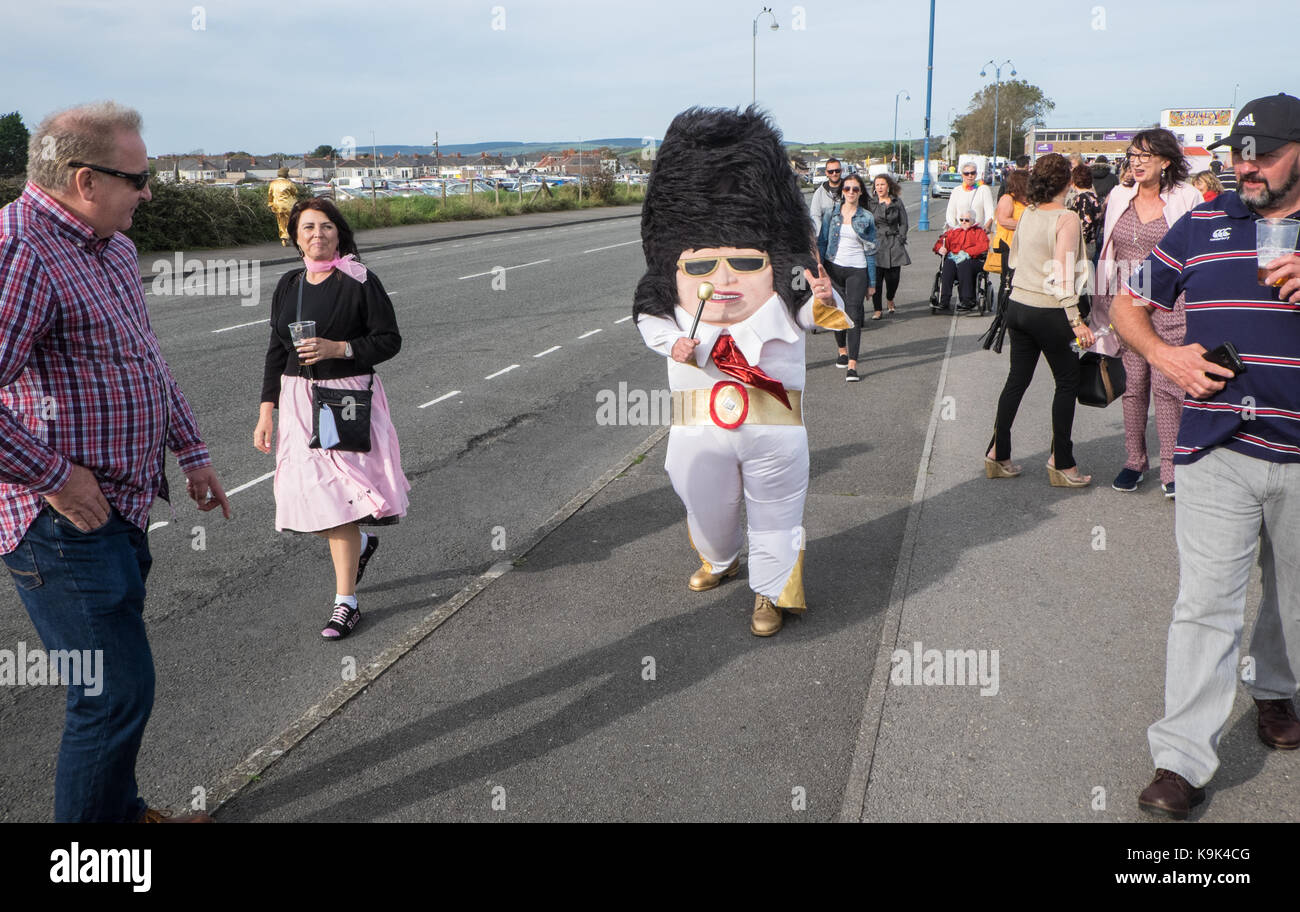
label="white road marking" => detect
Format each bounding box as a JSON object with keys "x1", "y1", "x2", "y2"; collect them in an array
[
  {"x1": 457, "y1": 259, "x2": 550, "y2": 280},
  {"x1": 533, "y1": 345, "x2": 561, "y2": 358},
  {"x1": 578, "y1": 329, "x2": 602, "y2": 339},
  {"x1": 484, "y1": 364, "x2": 520, "y2": 380},
  {"x1": 614, "y1": 315, "x2": 633, "y2": 324},
  {"x1": 418, "y1": 390, "x2": 462, "y2": 408},
  {"x1": 583, "y1": 240, "x2": 639, "y2": 253},
  {"x1": 147, "y1": 521, "x2": 169, "y2": 533},
  {"x1": 212, "y1": 318, "x2": 270, "y2": 334},
  {"x1": 226, "y1": 471, "x2": 276, "y2": 497}
]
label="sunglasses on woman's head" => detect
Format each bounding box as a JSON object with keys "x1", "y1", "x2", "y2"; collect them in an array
[{"x1": 677, "y1": 255, "x2": 771, "y2": 277}]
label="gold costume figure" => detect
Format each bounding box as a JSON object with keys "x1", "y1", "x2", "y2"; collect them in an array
[{"x1": 267, "y1": 167, "x2": 297, "y2": 246}]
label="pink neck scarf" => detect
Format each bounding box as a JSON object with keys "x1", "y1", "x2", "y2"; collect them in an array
[{"x1": 303, "y1": 253, "x2": 368, "y2": 283}]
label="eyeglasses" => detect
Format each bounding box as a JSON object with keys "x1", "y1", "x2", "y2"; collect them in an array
[
  {"x1": 67, "y1": 161, "x2": 150, "y2": 191},
  {"x1": 842, "y1": 186, "x2": 862, "y2": 193},
  {"x1": 962, "y1": 171, "x2": 977, "y2": 177},
  {"x1": 959, "y1": 218, "x2": 972, "y2": 223},
  {"x1": 677, "y1": 255, "x2": 770, "y2": 277},
  {"x1": 825, "y1": 168, "x2": 841, "y2": 175},
  {"x1": 1125, "y1": 151, "x2": 1155, "y2": 164}
]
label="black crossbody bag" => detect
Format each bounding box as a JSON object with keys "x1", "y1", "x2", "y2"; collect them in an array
[{"x1": 298, "y1": 275, "x2": 374, "y2": 452}]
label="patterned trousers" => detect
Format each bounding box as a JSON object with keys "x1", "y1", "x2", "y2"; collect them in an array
[{"x1": 1120, "y1": 305, "x2": 1186, "y2": 485}]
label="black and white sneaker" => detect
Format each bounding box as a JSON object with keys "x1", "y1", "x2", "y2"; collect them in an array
[
  {"x1": 355, "y1": 535, "x2": 380, "y2": 585},
  {"x1": 845, "y1": 368, "x2": 861, "y2": 382},
  {"x1": 835, "y1": 354, "x2": 849, "y2": 369},
  {"x1": 321, "y1": 602, "x2": 361, "y2": 639}
]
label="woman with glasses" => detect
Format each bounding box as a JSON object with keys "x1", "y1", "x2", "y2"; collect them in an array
[
  {"x1": 946, "y1": 165, "x2": 996, "y2": 231},
  {"x1": 933, "y1": 210, "x2": 989, "y2": 313},
  {"x1": 868, "y1": 174, "x2": 910, "y2": 318},
  {"x1": 817, "y1": 174, "x2": 877, "y2": 382},
  {"x1": 986, "y1": 153, "x2": 1095, "y2": 486},
  {"x1": 1092, "y1": 128, "x2": 1202, "y2": 497}
]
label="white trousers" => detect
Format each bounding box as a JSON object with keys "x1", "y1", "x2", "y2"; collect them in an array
[{"x1": 664, "y1": 424, "x2": 809, "y2": 608}]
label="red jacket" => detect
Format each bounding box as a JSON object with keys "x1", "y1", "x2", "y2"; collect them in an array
[{"x1": 934, "y1": 226, "x2": 989, "y2": 258}]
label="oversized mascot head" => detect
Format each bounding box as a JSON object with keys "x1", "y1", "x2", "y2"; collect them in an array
[{"x1": 632, "y1": 106, "x2": 815, "y2": 327}]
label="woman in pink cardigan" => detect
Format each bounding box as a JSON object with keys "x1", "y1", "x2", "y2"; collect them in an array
[{"x1": 1089, "y1": 129, "x2": 1204, "y2": 497}]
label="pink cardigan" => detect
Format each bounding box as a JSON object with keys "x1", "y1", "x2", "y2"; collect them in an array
[{"x1": 1090, "y1": 181, "x2": 1203, "y2": 355}]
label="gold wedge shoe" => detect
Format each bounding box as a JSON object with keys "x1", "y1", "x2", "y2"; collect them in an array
[{"x1": 689, "y1": 557, "x2": 741, "y2": 591}]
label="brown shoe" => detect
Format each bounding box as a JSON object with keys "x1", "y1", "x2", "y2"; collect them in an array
[
  {"x1": 1137, "y1": 769, "x2": 1205, "y2": 820},
  {"x1": 689, "y1": 557, "x2": 740, "y2": 592},
  {"x1": 750, "y1": 594, "x2": 784, "y2": 637},
  {"x1": 139, "y1": 807, "x2": 214, "y2": 823},
  {"x1": 1255, "y1": 698, "x2": 1300, "y2": 749}
]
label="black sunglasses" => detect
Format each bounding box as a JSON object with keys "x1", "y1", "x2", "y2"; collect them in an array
[
  {"x1": 962, "y1": 171, "x2": 976, "y2": 176},
  {"x1": 67, "y1": 161, "x2": 150, "y2": 191},
  {"x1": 825, "y1": 168, "x2": 841, "y2": 175}
]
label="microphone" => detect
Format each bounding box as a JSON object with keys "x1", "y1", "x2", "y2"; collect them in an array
[{"x1": 687, "y1": 281, "x2": 714, "y2": 340}]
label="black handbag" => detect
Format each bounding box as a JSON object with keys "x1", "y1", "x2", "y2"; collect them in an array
[
  {"x1": 297, "y1": 275, "x2": 374, "y2": 452},
  {"x1": 1077, "y1": 351, "x2": 1126, "y2": 408}
]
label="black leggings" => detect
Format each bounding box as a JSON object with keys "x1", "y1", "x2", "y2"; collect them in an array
[
  {"x1": 871, "y1": 266, "x2": 902, "y2": 311},
  {"x1": 988, "y1": 300, "x2": 1081, "y2": 470},
  {"x1": 826, "y1": 260, "x2": 869, "y2": 361}
]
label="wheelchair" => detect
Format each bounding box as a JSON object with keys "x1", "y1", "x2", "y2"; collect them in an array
[{"x1": 928, "y1": 252, "x2": 995, "y2": 315}]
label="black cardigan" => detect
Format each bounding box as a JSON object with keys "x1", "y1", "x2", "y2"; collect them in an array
[{"x1": 260, "y1": 267, "x2": 401, "y2": 404}]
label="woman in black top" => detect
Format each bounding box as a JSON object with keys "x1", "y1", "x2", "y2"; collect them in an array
[{"x1": 254, "y1": 198, "x2": 410, "y2": 639}]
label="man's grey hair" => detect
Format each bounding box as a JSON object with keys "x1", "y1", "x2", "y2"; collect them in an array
[{"x1": 27, "y1": 101, "x2": 144, "y2": 192}]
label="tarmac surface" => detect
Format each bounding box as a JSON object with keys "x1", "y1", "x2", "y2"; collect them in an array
[{"x1": 3, "y1": 189, "x2": 1290, "y2": 823}]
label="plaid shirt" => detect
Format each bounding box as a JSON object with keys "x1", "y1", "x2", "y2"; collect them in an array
[{"x1": 0, "y1": 183, "x2": 211, "y2": 553}]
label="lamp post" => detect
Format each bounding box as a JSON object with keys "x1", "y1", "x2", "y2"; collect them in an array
[
  {"x1": 918, "y1": 0, "x2": 935, "y2": 229},
  {"x1": 752, "y1": 7, "x2": 779, "y2": 106},
  {"x1": 979, "y1": 58, "x2": 1015, "y2": 175},
  {"x1": 893, "y1": 89, "x2": 910, "y2": 176}
]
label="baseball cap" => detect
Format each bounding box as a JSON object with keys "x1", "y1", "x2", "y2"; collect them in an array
[{"x1": 1208, "y1": 93, "x2": 1300, "y2": 155}]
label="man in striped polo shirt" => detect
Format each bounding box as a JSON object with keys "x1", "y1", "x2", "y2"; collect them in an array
[{"x1": 1111, "y1": 93, "x2": 1300, "y2": 820}]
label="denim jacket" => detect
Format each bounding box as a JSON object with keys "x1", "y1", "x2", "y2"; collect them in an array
[{"x1": 818, "y1": 205, "x2": 878, "y2": 286}]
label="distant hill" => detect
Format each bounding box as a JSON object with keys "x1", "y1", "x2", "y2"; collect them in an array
[{"x1": 370, "y1": 138, "x2": 650, "y2": 157}]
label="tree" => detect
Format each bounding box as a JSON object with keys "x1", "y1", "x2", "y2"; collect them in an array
[
  {"x1": 310, "y1": 144, "x2": 337, "y2": 158},
  {"x1": 0, "y1": 112, "x2": 30, "y2": 177},
  {"x1": 951, "y1": 80, "x2": 1054, "y2": 159}
]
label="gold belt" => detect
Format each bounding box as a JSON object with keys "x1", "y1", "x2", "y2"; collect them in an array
[{"x1": 672, "y1": 383, "x2": 803, "y2": 428}]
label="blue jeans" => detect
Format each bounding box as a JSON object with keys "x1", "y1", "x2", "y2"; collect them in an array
[
  {"x1": 1, "y1": 507, "x2": 154, "y2": 822},
  {"x1": 1148, "y1": 448, "x2": 1300, "y2": 786}
]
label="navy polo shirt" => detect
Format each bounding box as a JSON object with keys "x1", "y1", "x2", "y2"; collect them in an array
[{"x1": 1125, "y1": 191, "x2": 1300, "y2": 465}]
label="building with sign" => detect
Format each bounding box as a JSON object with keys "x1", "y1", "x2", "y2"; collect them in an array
[
  {"x1": 1023, "y1": 127, "x2": 1139, "y2": 161},
  {"x1": 1161, "y1": 107, "x2": 1234, "y2": 155}
]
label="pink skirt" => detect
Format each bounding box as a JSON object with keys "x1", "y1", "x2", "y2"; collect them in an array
[{"x1": 274, "y1": 373, "x2": 411, "y2": 533}]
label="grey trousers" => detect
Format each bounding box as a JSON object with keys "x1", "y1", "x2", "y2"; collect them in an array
[{"x1": 1148, "y1": 447, "x2": 1300, "y2": 786}]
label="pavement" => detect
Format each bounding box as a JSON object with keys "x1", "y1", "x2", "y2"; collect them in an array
[{"x1": 212, "y1": 209, "x2": 1288, "y2": 823}]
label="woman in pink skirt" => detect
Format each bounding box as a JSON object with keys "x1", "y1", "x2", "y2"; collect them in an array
[{"x1": 254, "y1": 198, "x2": 410, "y2": 638}]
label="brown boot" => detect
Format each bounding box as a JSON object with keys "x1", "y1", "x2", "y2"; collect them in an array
[
  {"x1": 750, "y1": 594, "x2": 784, "y2": 637},
  {"x1": 1137, "y1": 769, "x2": 1205, "y2": 820},
  {"x1": 689, "y1": 557, "x2": 740, "y2": 592},
  {"x1": 1255, "y1": 698, "x2": 1300, "y2": 749},
  {"x1": 139, "y1": 807, "x2": 214, "y2": 823}
]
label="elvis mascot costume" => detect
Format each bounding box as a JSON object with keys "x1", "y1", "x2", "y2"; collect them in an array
[{"x1": 633, "y1": 106, "x2": 852, "y2": 637}]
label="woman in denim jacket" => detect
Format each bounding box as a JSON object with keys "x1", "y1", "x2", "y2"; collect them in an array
[{"x1": 817, "y1": 174, "x2": 877, "y2": 381}]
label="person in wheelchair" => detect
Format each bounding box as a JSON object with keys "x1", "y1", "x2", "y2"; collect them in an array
[{"x1": 932, "y1": 210, "x2": 989, "y2": 312}]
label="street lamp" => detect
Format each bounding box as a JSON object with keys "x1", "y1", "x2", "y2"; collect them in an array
[
  {"x1": 893, "y1": 89, "x2": 910, "y2": 176},
  {"x1": 979, "y1": 58, "x2": 1015, "y2": 175},
  {"x1": 752, "y1": 8, "x2": 779, "y2": 106}
]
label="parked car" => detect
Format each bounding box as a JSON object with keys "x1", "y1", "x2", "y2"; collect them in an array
[{"x1": 932, "y1": 172, "x2": 964, "y2": 198}]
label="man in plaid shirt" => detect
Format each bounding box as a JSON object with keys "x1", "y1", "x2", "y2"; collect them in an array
[{"x1": 0, "y1": 102, "x2": 230, "y2": 822}]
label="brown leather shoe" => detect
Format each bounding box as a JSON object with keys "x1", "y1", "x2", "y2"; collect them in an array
[
  {"x1": 750, "y1": 594, "x2": 784, "y2": 637},
  {"x1": 1255, "y1": 698, "x2": 1300, "y2": 749},
  {"x1": 688, "y1": 557, "x2": 740, "y2": 591},
  {"x1": 139, "y1": 807, "x2": 214, "y2": 823},
  {"x1": 1137, "y1": 769, "x2": 1205, "y2": 820}
]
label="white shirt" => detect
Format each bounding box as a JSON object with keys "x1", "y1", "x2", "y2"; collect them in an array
[
  {"x1": 637, "y1": 291, "x2": 844, "y2": 392},
  {"x1": 946, "y1": 182, "x2": 996, "y2": 230}
]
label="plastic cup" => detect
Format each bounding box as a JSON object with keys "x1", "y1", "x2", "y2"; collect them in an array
[
  {"x1": 1256, "y1": 218, "x2": 1300, "y2": 286},
  {"x1": 289, "y1": 320, "x2": 316, "y2": 345}
]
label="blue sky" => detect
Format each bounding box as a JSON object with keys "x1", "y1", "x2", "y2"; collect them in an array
[{"x1": 6, "y1": 0, "x2": 1292, "y2": 154}]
